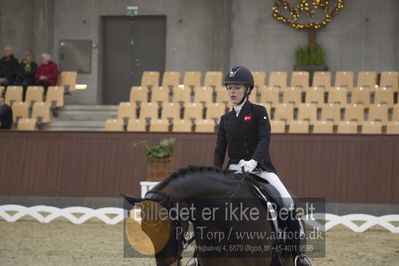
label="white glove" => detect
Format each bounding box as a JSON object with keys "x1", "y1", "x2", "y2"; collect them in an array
[{"x1": 238, "y1": 159, "x2": 257, "y2": 172}]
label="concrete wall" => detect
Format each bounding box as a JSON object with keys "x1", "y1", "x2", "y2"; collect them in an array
[
  {"x1": 0, "y1": 0, "x2": 35, "y2": 59},
  {"x1": 0, "y1": 0, "x2": 398, "y2": 104},
  {"x1": 231, "y1": 0, "x2": 399, "y2": 84},
  {"x1": 51, "y1": 0, "x2": 229, "y2": 104},
  {"x1": 0, "y1": 0, "x2": 53, "y2": 62}
]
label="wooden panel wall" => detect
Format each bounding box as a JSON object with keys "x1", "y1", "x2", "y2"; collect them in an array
[{"x1": 0, "y1": 131, "x2": 398, "y2": 204}]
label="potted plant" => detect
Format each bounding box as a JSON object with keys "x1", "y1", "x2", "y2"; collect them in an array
[
  {"x1": 134, "y1": 138, "x2": 176, "y2": 181},
  {"x1": 294, "y1": 44, "x2": 329, "y2": 85}
]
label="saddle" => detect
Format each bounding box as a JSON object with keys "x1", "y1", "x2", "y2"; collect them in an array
[{"x1": 245, "y1": 171, "x2": 285, "y2": 210}]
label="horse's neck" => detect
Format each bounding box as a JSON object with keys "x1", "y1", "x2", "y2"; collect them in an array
[{"x1": 164, "y1": 173, "x2": 237, "y2": 199}]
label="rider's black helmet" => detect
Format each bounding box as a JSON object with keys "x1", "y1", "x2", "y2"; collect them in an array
[{"x1": 224, "y1": 66, "x2": 254, "y2": 90}]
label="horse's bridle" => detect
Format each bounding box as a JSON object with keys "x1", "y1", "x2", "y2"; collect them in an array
[
  {"x1": 146, "y1": 170, "x2": 256, "y2": 266},
  {"x1": 145, "y1": 191, "x2": 192, "y2": 266}
]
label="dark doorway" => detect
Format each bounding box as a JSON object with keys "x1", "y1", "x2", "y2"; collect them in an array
[{"x1": 102, "y1": 16, "x2": 166, "y2": 105}]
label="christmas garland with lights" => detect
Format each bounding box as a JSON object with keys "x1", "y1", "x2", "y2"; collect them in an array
[{"x1": 272, "y1": 0, "x2": 344, "y2": 30}]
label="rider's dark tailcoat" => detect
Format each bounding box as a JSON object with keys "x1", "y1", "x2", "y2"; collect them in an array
[{"x1": 213, "y1": 100, "x2": 276, "y2": 173}]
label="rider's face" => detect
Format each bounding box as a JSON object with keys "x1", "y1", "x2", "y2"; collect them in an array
[{"x1": 226, "y1": 84, "x2": 246, "y2": 106}]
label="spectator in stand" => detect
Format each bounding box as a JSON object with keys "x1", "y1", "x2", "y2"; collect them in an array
[
  {"x1": 0, "y1": 47, "x2": 19, "y2": 88},
  {"x1": 0, "y1": 95, "x2": 13, "y2": 129},
  {"x1": 34, "y1": 53, "x2": 59, "y2": 94},
  {"x1": 16, "y1": 51, "x2": 38, "y2": 100}
]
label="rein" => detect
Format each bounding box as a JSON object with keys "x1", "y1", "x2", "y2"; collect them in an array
[{"x1": 227, "y1": 168, "x2": 251, "y2": 204}]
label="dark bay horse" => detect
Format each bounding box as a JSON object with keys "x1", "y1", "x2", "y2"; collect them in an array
[{"x1": 123, "y1": 166, "x2": 296, "y2": 266}]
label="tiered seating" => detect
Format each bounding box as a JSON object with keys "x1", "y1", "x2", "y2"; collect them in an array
[
  {"x1": 26, "y1": 86, "x2": 44, "y2": 106},
  {"x1": 357, "y1": 71, "x2": 376, "y2": 89},
  {"x1": 127, "y1": 119, "x2": 146, "y2": 132},
  {"x1": 161, "y1": 103, "x2": 181, "y2": 120},
  {"x1": 151, "y1": 86, "x2": 169, "y2": 103},
  {"x1": 17, "y1": 118, "x2": 37, "y2": 130},
  {"x1": 387, "y1": 121, "x2": 399, "y2": 134},
  {"x1": 260, "y1": 86, "x2": 279, "y2": 106},
  {"x1": 282, "y1": 87, "x2": 301, "y2": 106},
  {"x1": 274, "y1": 103, "x2": 294, "y2": 121},
  {"x1": 173, "y1": 119, "x2": 192, "y2": 132},
  {"x1": 12, "y1": 102, "x2": 29, "y2": 122},
  {"x1": 289, "y1": 120, "x2": 309, "y2": 133},
  {"x1": 195, "y1": 119, "x2": 215, "y2": 133},
  {"x1": 7, "y1": 85, "x2": 51, "y2": 130},
  {"x1": 380, "y1": 71, "x2": 398, "y2": 89},
  {"x1": 46, "y1": 86, "x2": 65, "y2": 108},
  {"x1": 60, "y1": 71, "x2": 78, "y2": 92},
  {"x1": 31, "y1": 102, "x2": 51, "y2": 123},
  {"x1": 337, "y1": 121, "x2": 357, "y2": 134},
  {"x1": 2, "y1": 71, "x2": 81, "y2": 130},
  {"x1": 206, "y1": 103, "x2": 226, "y2": 120},
  {"x1": 269, "y1": 72, "x2": 287, "y2": 89},
  {"x1": 313, "y1": 71, "x2": 331, "y2": 89},
  {"x1": 328, "y1": 87, "x2": 347, "y2": 104},
  {"x1": 352, "y1": 86, "x2": 371, "y2": 105},
  {"x1": 105, "y1": 119, "x2": 124, "y2": 131},
  {"x1": 362, "y1": 121, "x2": 383, "y2": 134},
  {"x1": 297, "y1": 103, "x2": 317, "y2": 122},
  {"x1": 312, "y1": 121, "x2": 334, "y2": 134},
  {"x1": 375, "y1": 87, "x2": 394, "y2": 105},
  {"x1": 368, "y1": 104, "x2": 388, "y2": 123},
  {"x1": 305, "y1": 86, "x2": 324, "y2": 106},
  {"x1": 111, "y1": 70, "x2": 399, "y2": 134},
  {"x1": 290, "y1": 71, "x2": 309, "y2": 90},
  {"x1": 162, "y1": 72, "x2": 180, "y2": 95},
  {"x1": 5, "y1": 86, "x2": 23, "y2": 105},
  {"x1": 184, "y1": 103, "x2": 203, "y2": 120},
  {"x1": 130, "y1": 86, "x2": 148, "y2": 103},
  {"x1": 117, "y1": 102, "x2": 136, "y2": 121},
  {"x1": 270, "y1": 120, "x2": 285, "y2": 133},
  {"x1": 335, "y1": 71, "x2": 354, "y2": 90},
  {"x1": 344, "y1": 104, "x2": 364, "y2": 122},
  {"x1": 204, "y1": 72, "x2": 223, "y2": 89},
  {"x1": 150, "y1": 119, "x2": 169, "y2": 132}
]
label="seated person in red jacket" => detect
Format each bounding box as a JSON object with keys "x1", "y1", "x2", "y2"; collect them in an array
[{"x1": 34, "y1": 53, "x2": 59, "y2": 93}]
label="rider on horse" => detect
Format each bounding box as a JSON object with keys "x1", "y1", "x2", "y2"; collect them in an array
[{"x1": 213, "y1": 66, "x2": 311, "y2": 266}]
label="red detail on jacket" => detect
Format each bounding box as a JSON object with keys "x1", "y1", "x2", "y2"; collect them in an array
[
  {"x1": 34, "y1": 61, "x2": 59, "y2": 85},
  {"x1": 244, "y1": 116, "x2": 251, "y2": 121}
]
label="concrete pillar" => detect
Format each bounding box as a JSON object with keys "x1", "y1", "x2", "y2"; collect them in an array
[
  {"x1": 210, "y1": 0, "x2": 232, "y2": 72},
  {"x1": 0, "y1": 0, "x2": 35, "y2": 60},
  {"x1": 32, "y1": 0, "x2": 54, "y2": 58}
]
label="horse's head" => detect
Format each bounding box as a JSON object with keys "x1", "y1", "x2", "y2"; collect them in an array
[
  {"x1": 122, "y1": 192, "x2": 188, "y2": 266},
  {"x1": 122, "y1": 166, "x2": 245, "y2": 265}
]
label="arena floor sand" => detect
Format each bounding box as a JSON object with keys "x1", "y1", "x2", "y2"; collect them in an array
[{"x1": 0, "y1": 220, "x2": 398, "y2": 266}]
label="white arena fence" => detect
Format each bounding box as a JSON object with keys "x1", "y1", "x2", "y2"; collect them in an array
[
  {"x1": 1, "y1": 182, "x2": 398, "y2": 233},
  {"x1": 0, "y1": 204, "x2": 398, "y2": 233}
]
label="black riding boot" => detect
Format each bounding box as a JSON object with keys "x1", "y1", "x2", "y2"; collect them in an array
[{"x1": 286, "y1": 210, "x2": 311, "y2": 266}]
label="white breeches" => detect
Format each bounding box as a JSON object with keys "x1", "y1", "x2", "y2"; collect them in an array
[{"x1": 228, "y1": 164, "x2": 294, "y2": 209}]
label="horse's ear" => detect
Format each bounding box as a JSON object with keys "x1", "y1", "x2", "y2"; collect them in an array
[{"x1": 120, "y1": 193, "x2": 143, "y2": 206}]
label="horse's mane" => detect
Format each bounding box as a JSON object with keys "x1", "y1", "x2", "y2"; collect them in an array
[{"x1": 151, "y1": 165, "x2": 235, "y2": 192}]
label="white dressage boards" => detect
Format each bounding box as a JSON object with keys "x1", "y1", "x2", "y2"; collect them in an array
[{"x1": 0, "y1": 181, "x2": 398, "y2": 233}]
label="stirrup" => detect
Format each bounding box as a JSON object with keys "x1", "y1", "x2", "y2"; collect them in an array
[{"x1": 294, "y1": 254, "x2": 312, "y2": 266}]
